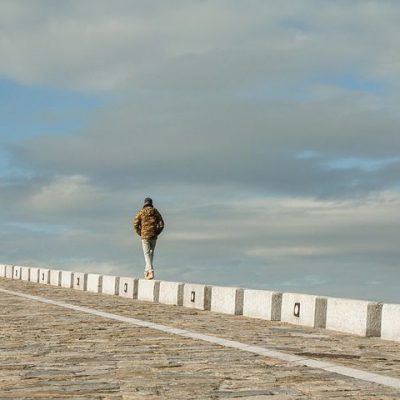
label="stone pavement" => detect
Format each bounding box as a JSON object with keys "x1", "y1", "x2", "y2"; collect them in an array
[{"x1": 1, "y1": 278, "x2": 400, "y2": 399}]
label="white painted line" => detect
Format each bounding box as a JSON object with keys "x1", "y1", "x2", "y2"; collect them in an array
[{"x1": 1, "y1": 287, "x2": 400, "y2": 391}]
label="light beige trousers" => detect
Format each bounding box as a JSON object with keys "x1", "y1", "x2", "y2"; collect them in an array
[{"x1": 141, "y1": 239, "x2": 157, "y2": 272}]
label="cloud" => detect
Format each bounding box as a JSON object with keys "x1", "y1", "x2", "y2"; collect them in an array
[
  {"x1": 29, "y1": 175, "x2": 95, "y2": 211},
  {"x1": 0, "y1": 0, "x2": 399, "y2": 93},
  {"x1": 9, "y1": 90, "x2": 399, "y2": 201},
  {"x1": 3, "y1": 2, "x2": 400, "y2": 198}
]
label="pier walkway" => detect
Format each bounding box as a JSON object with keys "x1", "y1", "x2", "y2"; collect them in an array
[{"x1": 1, "y1": 277, "x2": 400, "y2": 399}]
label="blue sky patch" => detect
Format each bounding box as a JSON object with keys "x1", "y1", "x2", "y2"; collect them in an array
[
  {"x1": 6, "y1": 221, "x2": 70, "y2": 235},
  {"x1": 325, "y1": 156, "x2": 400, "y2": 172},
  {"x1": 0, "y1": 77, "x2": 108, "y2": 141},
  {"x1": 317, "y1": 72, "x2": 386, "y2": 94}
]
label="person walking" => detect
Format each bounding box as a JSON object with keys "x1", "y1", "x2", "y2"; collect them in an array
[{"x1": 133, "y1": 198, "x2": 165, "y2": 280}]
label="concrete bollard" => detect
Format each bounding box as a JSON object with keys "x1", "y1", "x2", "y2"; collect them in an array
[
  {"x1": 5, "y1": 265, "x2": 14, "y2": 279},
  {"x1": 73, "y1": 272, "x2": 87, "y2": 291},
  {"x1": 326, "y1": 297, "x2": 382, "y2": 337},
  {"x1": 21, "y1": 267, "x2": 30, "y2": 281},
  {"x1": 39, "y1": 269, "x2": 50, "y2": 284},
  {"x1": 0, "y1": 264, "x2": 6, "y2": 278},
  {"x1": 29, "y1": 267, "x2": 40, "y2": 283},
  {"x1": 281, "y1": 293, "x2": 327, "y2": 328},
  {"x1": 211, "y1": 286, "x2": 244, "y2": 315},
  {"x1": 119, "y1": 277, "x2": 138, "y2": 299},
  {"x1": 13, "y1": 266, "x2": 23, "y2": 280},
  {"x1": 381, "y1": 304, "x2": 400, "y2": 342},
  {"x1": 243, "y1": 289, "x2": 282, "y2": 321},
  {"x1": 50, "y1": 270, "x2": 62, "y2": 286},
  {"x1": 86, "y1": 274, "x2": 103, "y2": 293},
  {"x1": 137, "y1": 279, "x2": 160, "y2": 302},
  {"x1": 102, "y1": 275, "x2": 120, "y2": 295},
  {"x1": 183, "y1": 283, "x2": 212, "y2": 310},
  {"x1": 159, "y1": 281, "x2": 184, "y2": 306},
  {"x1": 61, "y1": 271, "x2": 74, "y2": 288}
]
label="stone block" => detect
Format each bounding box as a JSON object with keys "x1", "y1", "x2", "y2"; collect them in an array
[
  {"x1": 211, "y1": 286, "x2": 244, "y2": 315},
  {"x1": 13, "y1": 265, "x2": 23, "y2": 280},
  {"x1": 0, "y1": 264, "x2": 6, "y2": 278},
  {"x1": 243, "y1": 289, "x2": 282, "y2": 321},
  {"x1": 21, "y1": 267, "x2": 30, "y2": 281},
  {"x1": 326, "y1": 297, "x2": 382, "y2": 337},
  {"x1": 39, "y1": 269, "x2": 50, "y2": 284},
  {"x1": 61, "y1": 271, "x2": 74, "y2": 288},
  {"x1": 119, "y1": 277, "x2": 138, "y2": 299},
  {"x1": 381, "y1": 303, "x2": 400, "y2": 342},
  {"x1": 183, "y1": 283, "x2": 212, "y2": 310},
  {"x1": 281, "y1": 293, "x2": 327, "y2": 328},
  {"x1": 87, "y1": 274, "x2": 103, "y2": 293},
  {"x1": 159, "y1": 281, "x2": 184, "y2": 306},
  {"x1": 137, "y1": 279, "x2": 160, "y2": 302},
  {"x1": 73, "y1": 272, "x2": 87, "y2": 291},
  {"x1": 5, "y1": 265, "x2": 14, "y2": 279},
  {"x1": 29, "y1": 267, "x2": 40, "y2": 283},
  {"x1": 102, "y1": 275, "x2": 120, "y2": 295},
  {"x1": 50, "y1": 270, "x2": 61, "y2": 286}
]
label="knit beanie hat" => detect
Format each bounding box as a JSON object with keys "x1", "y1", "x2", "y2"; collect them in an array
[{"x1": 144, "y1": 197, "x2": 153, "y2": 206}]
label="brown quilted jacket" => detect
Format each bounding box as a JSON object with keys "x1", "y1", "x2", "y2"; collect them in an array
[{"x1": 133, "y1": 206, "x2": 165, "y2": 240}]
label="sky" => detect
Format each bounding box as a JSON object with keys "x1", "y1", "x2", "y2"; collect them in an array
[{"x1": 1, "y1": 0, "x2": 399, "y2": 302}]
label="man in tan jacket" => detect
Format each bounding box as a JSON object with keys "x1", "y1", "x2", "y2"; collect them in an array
[{"x1": 133, "y1": 198, "x2": 165, "y2": 280}]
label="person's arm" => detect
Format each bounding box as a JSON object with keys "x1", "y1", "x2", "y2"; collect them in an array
[
  {"x1": 157, "y1": 211, "x2": 164, "y2": 235},
  {"x1": 133, "y1": 211, "x2": 142, "y2": 236}
]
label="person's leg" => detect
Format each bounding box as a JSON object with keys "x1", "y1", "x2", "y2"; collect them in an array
[
  {"x1": 149, "y1": 239, "x2": 157, "y2": 266},
  {"x1": 142, "y1": 239, "x2": 153, "y2": 275},
  {"x1": 146, "y1": 239, "x2": 157, "y2": 279}
]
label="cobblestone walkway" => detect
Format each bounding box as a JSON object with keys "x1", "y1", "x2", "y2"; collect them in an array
[{"x1": 1, "y1": 278, "x2": 400, "y2": 399}]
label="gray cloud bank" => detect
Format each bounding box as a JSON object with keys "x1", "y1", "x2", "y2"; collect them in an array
[{"x1": 1, "y1": 0, "x2": 400, "y2": 301}]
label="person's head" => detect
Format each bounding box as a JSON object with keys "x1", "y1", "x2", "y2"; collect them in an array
[{"x1": 143, "y1": 197, "x2": 153, "y2": 207}]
